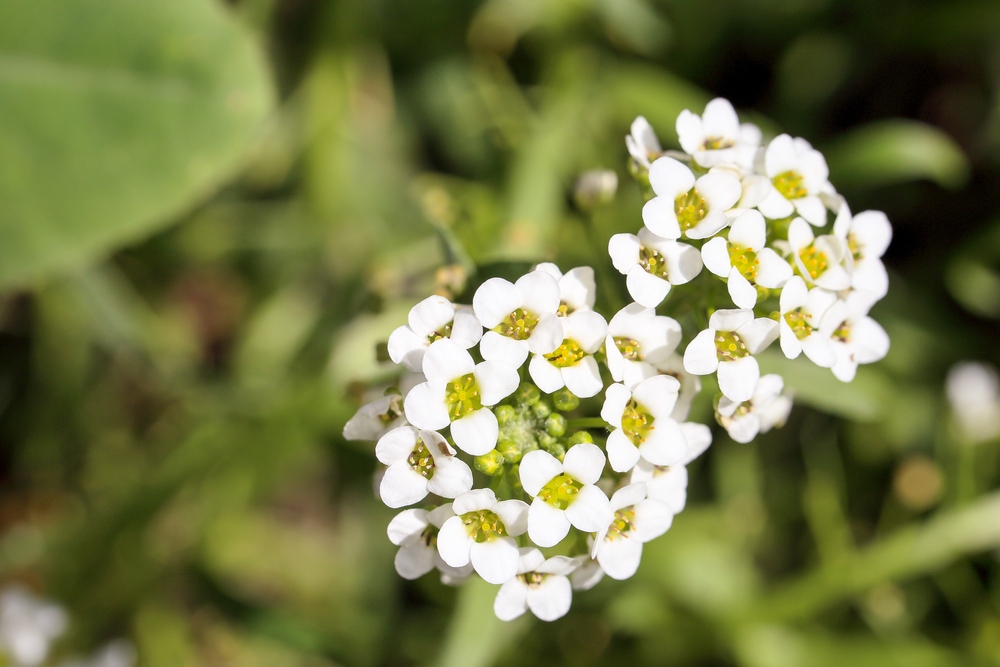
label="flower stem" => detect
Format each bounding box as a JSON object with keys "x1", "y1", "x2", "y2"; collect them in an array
[{"x1": 567, "y1": 417, "x2": 608, "y2": 430}]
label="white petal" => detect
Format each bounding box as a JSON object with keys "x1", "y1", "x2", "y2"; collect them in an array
[
  {"x1": 627, "y1": 265, "x2": 672, "y2": 308},
  {"x1": 519, "y1": 450, "x2": 564, "y2": 497},
  {"x1": 663, "y1": 241, "x2": 703, "y2": 285},
  {"x1": 765, "y1": 134, "x2": 797, "y2": 176},
  {"x1": 563, "y1": 443, "x2": 607, "y2": 485},
  {"x1": 565, "y1": 310, "x2": 608, "y2": 352},
  {"x1": 422, "y1": 339, "x2": 476, "y2": 386},
  {"x1": 609, "y1": 233, "x2": 642, "y2": 274},
  {"x1": 607, "y1": 428, "x2": 640, "y2": 473},
  {"x1": 601, "y1": 382, "x2": 633, "y2": 428},
  {"x1": 453, "y1": 488, "x2": 497, "y2": 514},
  {"x1": 450, "y1": 307, "x2": 484, "y2": 348},
  {"x1": 471, "y1": 537, "x2": 521, "y2": 584},
  {"x1": 633, "y1": 499, "x2": 674, "y2": 542},
  {"x1": 387, "y1": 325, "x2": 427, "y2": 372},
  {"x1": 529, "y1": 354, "x2": 566, "y2": 393},
  {"x1": 755, "y1": 248, "x2": 793, "y2": 288},
  {"x1": 527, "y1": 314, "x2": 565, "y2": 355},
  {"x1": 473, "y1": 277, "x2": 522, "y2": 328},
  {"x1": 494, "y1": 579, "x2": 529, "y2": 621},
  {"x1": 680, "y1": 422, "x2": 712, "y2": 463},
  {"x1": 725, "y1": 413, "x2": 760, "y2": 443},
  {"x1": 648, "y1": 156, "x2": 695, "y2": 198},
  {"x1": 794, "y1": 195, "x2": 827, "y2": 226},
  {"x1": 395, "y1": 543, "x2": 436, "y2": 580},
  {"x1": 387, "y1": 508, "x2": 429, "y2": 545},
  {"x1": 717, "y1": 356, "x2": 760, "y2": 403},
  {"x1": 494, "y1": 500, "x2": 530, "y2": 536},
  {"x1": 427, "y1": 457, "x2": 474, "y2": 499},
  {"x1": 375, "y1": 425, "x2": 419, "y2": 465},
  {"x1": 676, "y1": 109, "x2": 704, "y2": 155},
  {"x1": 852, "y1": 210, "x2": 893, "y2": 258},
  {"x1": 853, "y1": 317, "x2": 890, "y2": 364},
  {"x1": 757, "y1": 187, "x2": 795, "y2": 218},
  {"x1": 800, "y1": 333, "x2": 835, "y2": 367},
  {"x1": 787, "y1": 217, "x2": 815, "y2": 252},
  {"x1": 853, "y1": 258, "x2": 889, "y2": 299},
  {"x1": 701, "y1": 237, "x2": 732, "y2": 277},
  {"x1": 560, "y1": 266, "x2": 597, "y2": 311},
  {"x1": 604, "y1": 334, "x2": 625, "y2": 382},
  {"x1": 436, "y1": 516, "x2": 473, "y2": 567},
  {"x1": 596, "y1": 536, "x2": 643, "y2": 580},
  {"x1": 610, "y1": 483, "x2": 648, "y2": 512},
  {"x1": 403, "y1": 382, "x2": 450, "y2": 430},
  {"x1": 780, "y1": 322, "x2": 802, "y2": 360},
  {"x1": 516, "y1": 270, "x2": 561, "y2": 316},
  {"x1": 528, "y1": 498, "x2": 572, "y2": 547},
  {"x1": 641, "y1": 197, "x2": 681, "y2": 239},
  {"x1": 686, "y1": 210, "x2": 731, "y2": 239},
  {"x1": 702, "y1": 98, "x2": 740, "y2": 140},
  {"x1": 409, "y1": 296, "x2": 456, "y2": 336},
  {"x1": 380, "y1": 462, "x2": 430, "y2": 508},
  {"x1": 815, "y1": 264, "x2": 852, "y2": 292},
  {"x1": 570, "y1": 559, "x2": 605, "y2": 590},
  {"x1": 534, "y1": 262, "x2": 563, "y2": 280},
  {"x1": 631, "y1": 374, "x2": 680, "y2": 417},
  {"x1": 695, "y1": 171, "x2": 742, "y2": 213},
  {"x1": 780, "y1": 275, "x2": 808, "y2": 312},
  {"x1": 683, "y1": 329, "x2": 719, "y2": 375},
  {"x1": 728, "y1": 268, "x2": 758, "y2": 309},
  {"x1": 561, "y1": 357, "x2": 603, "y2": 398},
  {"x1": 451, "y1": 408, "x2": 499, "y2": 456},
  {"x1": 527, "y1": 576, "x2": 573, "y2": 622},
  {"x1": 736, "y1": 317, "x2": 779, "y2": 354},
  {"x1": 639, "y1": 419, "x2": 688, "y2": 466},
  {"x1": 427, "y1": 503, "x2": 456, "y2": 528},
  {"x1": 537, "y1": 555, "x2": 581, "y2": 576},
  {"x1": 709, "y1": 308, "x2": 754, "y2": 331},
  {"x1": 475, "y1": 360, "x2": 520, "y2": 405},
  {"x1": 728, "y1": 209, "x2": 766, "y2": 249},
  {"x1": 565, "y1": 485, "x2": 613, "y2": 532},
  {"x1": 517, "y1": 547, "x2": 547, "y2": 574},
  {"x1": 479, "y1": 331, "x2": 529, "y2": 367}
]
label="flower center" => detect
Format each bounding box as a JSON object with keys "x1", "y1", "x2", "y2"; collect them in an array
[
  {"x1": 614, "y1": 337, "x2": 643, "y2": 361},
  {"x1": 378, "y1": 396, "x2": 404, "y2": 424},
  {"x1": 446, "y1": 373, "x2": 482, "y2": 421},
  {"x1": 773, "y1": 170, "x2": 807, "y2": 199},
  {"x1": 783, "y1": 308, "x2": 813, "y2": 341},
  {"x1": 462, "y1": 510, "x2": 507, "y2": 542},
  {"x1": 544, "y1": 339, "x2": 586, "y2": 368},
  {"x1": 607, "y1": 507, "x2": 637, "y2": 540},
  {"x1": 674, "y1": 188, "x2": 708, "y2": 232},
  {"x1": 638, "y1": 245, "x2": 671, "y2": 279},
  {"x1": 702, "y1": 136, "x2": 735, "y2": 151},
  {"x1": 426, "y1": 319, "x2": 454, "y2": 344},
  {"x1": 539, "y1": 473, "x2": 583, "y2": 510},
  {"x1": 729, "y1": 243, "x2": 759, "y2": 282},
  {"x1": 622, "y1": 399, "x2": 655, "y2": 445},
  {"x1": 715, "y1": 331, "x2": 750, "y2": 362},
  {"x1": 520, "y1": 571, "x2": 548, "y2": 589},
  {"x1": 407, "y1": 440, "x2": 436, "y2": 479},
  {"x1": 833, "y1": 321, "x2": 851, "y2": 343},
  {"x1": 798, "y1": 244, "x2": 828, "y2": 281},
  {"x1": 557, "y1": 301, "x2": 572, "y2": 317},
  {"x1": 847, "y1": 233, "x2": 863, "y2": 261},
  {"x1": 420, "y1": 524, "x2": 439, "y2": 548},
  {"x1": 494, "y1": 307, "x2": 539, "y2": 341}
]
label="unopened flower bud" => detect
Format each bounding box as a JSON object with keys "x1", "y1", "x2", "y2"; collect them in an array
[
  {"x1": 573, "y1": 169, "x2": 619, "y2": 211},
  {"x1": 497, "y1": 439, "x2": 523, "y2": 464},
  {"x1": 474, "y1": 450, "x2": 506, "y2": 476},
  {"x1": 514, "y1": 382, "x2": 540, "y2": 406},
  {"x1": 567, "y1": 431, "x2": 594, "y2": 446},
  {"x1": 545, "y1": 413, "x2": 567, "y2": 437},
  {"x1": 552, "y1": 388, "x2": 580, "y2": 412}
]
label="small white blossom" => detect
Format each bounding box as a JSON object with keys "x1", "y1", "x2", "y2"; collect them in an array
[
  {"x1": 625, "y1": 116, "x2": 663, "y2": 169},
  {"x1": 601, "y1": 376, "x2": 688, "y2": 473},
  {"x1": 717, "y1": 374, "x2": 793, "y2": 443},
  {"x1": 778, "y1": 276, "x2": 837, "y2": 367},
  {"x1": 833, "y1": 204, "x2": 892, "y2": 299},
  {"x1": 676, "y1": 98, "x2": 761, "y2": 170},
  {"x1": 786, "y1": 217, "x2": 852, "y2": 291},
  {"x1": 654, "y1": 353, "x2": 702, "y2": 422},
  {"x1": 609, "y1": 228, "x2": 702, "y2": 307},
  {"x1": 630, "y1": 422, "x2": 712, "y2": 512},
  {"x1": 757, "y1": 134, "x2": 833, "y2": 226},
  {"x1": 436, "y1": 489, "x2": 529, "y2": 584},
  {"x1": 605, "y1": 303, "x2": 682, "y2": 389},
  {"x1": 642, "y1": 157, "x2": 743, "y2": 239},
  {"x1": 593, "y1": 483, "x2": 674, "y2": 580},
  {"x1": 473, "y1": 271, "x2": 564, "y2": 367},
  {"x1": 404, "y1": 339, "x2": 519, "y2": 455},
  {"x1": 493, "y1": 548, "x2": 578, "y2": 622},
  {"x1": 376, "y1": 426, "x2": 473, "y2": 507},
  {"x1": 0, "y1": 587, "x2": 67, "y2": 667},
  {"x1": 946, "y1": 362, "x2": 1000, "y2": 443},
  {"x1": 387, "y1": 505, "x2": 473, "y2": 581},
  {"x1": 683, "y1": 309, "x2": 779, "y2": 403},
  {"x1": 343, "y1": 393, "x2": 407, "y2": 441},
  {"x1": 534, "y1": 263, "x2": 597, "y2": 315},
  {"x1": 520, "y1": 444, "x2": 613, "y2": 548},
  {"x1": 821, "y1": 292, "x2": 890, "y2": 382},
  {"x1": 528, "y1": 310, "x2": 608, "y2": 398},
  {"x1": 701, "y1": 210, "x2": 792, "y2": 308},
  {"x1": 387, "y1": 296, "x2": 483, "y2": 372},
  {"x1": 569, "y1": 556, "x2": 605, "y2": 591}
]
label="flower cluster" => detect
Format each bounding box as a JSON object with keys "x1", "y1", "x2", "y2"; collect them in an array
[{"x1": 345, "y1": 98, "x2": 891, "y2": 621}]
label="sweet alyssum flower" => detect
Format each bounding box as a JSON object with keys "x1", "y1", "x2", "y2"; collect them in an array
[
  {"x1": 605, "y1": 303, "x2": 682, "y2": 389},
  {"x1": 493, "y1": 548, "x2": 578, "y2": 622},
  {"x1": 778, "y1": 275, "x2": 837, "y2": 367},
  {"x1": 822, "y1": 291, "x2": 891, "y2": 382},
  {"x1": 676, "y1": 97, "x2": 761, "y2": 170},
  {"x1": 608, "y1": 227, "x2": 702, "y2": 308},
  {"x1": 683, "y1": 308, "x2": 779, "y2": 402},
  {"x1": 520, "y1": 443, "x2": 613, "y2": 548},
  {"x1": 630, "y1": 421, "x2": 712, "y2": 512},
  {"x1": 387, "y1": 505, "x2": 473, "y2": 581},
  {"x1": 785, "y1": 217, "x2": 852, "y2": 291},
  {"x1": 593, "y1": 483, "x2": 674, "y2": 580},
  {"x1": 757, "y1": 134, "x2": 833, "y2": 226},
  {"x1": 387, "y1": 295, "x2": 483, "y2": 372},
  {"x1": 528, "y1": 310, "x2": 608, "y2": 398},
  {"x1": 833, "y1": 205, "x2": 893, "y2": 299},
  {"x1": 601, "y1": 376, "x2": 688, "y2": 473},
  {"x1": 437, "y1": 489, "x2": 529, "y2": 584},
  {"x1": 404, "y1": 339, "x2": 519, "y2": 455},
  {"x1": 716, "y1": 374, "x2": 793, "y2": 444},
  {"x1": 701, "y1": 209, "x2": 792, "y2": 308},
  {"x1": 473, "y1": 271, "x2": 564, "y2": 367},
  {"x1": 642, "y1": 156, "x2": 743, "y2": 239},
  {"x1": 342, "y1": 392, "x2": 408, "y2": 441},
  {"x1": 375, "y1": 425, "x2": 473, "y2": 508},
  {"x1": 534, "y1": 263, "x2": 596, "y2": 315},
  {"x1": 625, "y1": 116, "x2": 663, "y2": 170}
]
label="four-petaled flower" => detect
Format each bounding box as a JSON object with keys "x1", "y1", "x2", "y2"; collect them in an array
[
  {"x1": 436, "y1": 489, "x2": 529, "y2": 584},
  {"x1": 387, "y1": 505, "x2": 473, "y2": 581},
  {"x1": 493, "y1": 548, "x2": 579, "y2": 622},
  {"x1": 778, "y1": 275, "x2": 837, "y2": 367},
  {"x1": 716, "y1": 374, "x2": 793, "y2": 444},
  {"x1": 388, "y1": 295, "x2": 483, "y2": 372},
  {"x1": 601, "y1": 376, "x2": 689, "y2": 473},
  {"x1": 701, "y1": 209, "x2": 792, "y2": 308},
  {"x1": 683, "y1": 309, "x2": 779, "y2": 403},
  {"x1": 528, "y1": 310, "x2": 609, "y2": 398},
  {"x1": 757, "y1": 134, "x2": 833, "y2": 226},
  {"x1": 642, "y1": 156, "x2": 743, "y2": 240},
  {"x1": 630, "y1": 421, "x2": 712, "y2": 512},
  {"x1": 592, "y1": 483, "x2": 675, "y2": 580},
  {"x1": 375, "y1": 426, "x2": 473, "y2": 508},
  {"x1": 605, "y1": 303, "x2": 682, "y2": 389},
  {"x1": 676, "y1": 97, "x2": 761, "y2": 170},
  {"x1": 534, "y1": 263, "x2": 597, "y2": 316},
  {"x1": 473, "y1": 271, "x2": 565, "y2": 368},
  {"x1": 609, "y1": 228, "x2": 703, "y2": 308}
]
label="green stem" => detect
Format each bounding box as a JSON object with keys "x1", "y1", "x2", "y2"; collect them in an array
[
  {"x1": 430, "y1": 577, "x2": 530, "y2": 667},
  {"x1": 567, "y1": 417, "x2": 608, "y2": 430}
]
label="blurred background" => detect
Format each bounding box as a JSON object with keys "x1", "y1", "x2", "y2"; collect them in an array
[{"x1": 1, "y1": 0, "x2": 1000, "y2": 665}]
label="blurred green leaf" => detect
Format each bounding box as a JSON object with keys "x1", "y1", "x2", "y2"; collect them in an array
[{"x1": 0, "y1": 0, "x2": 274, "y2": 286}]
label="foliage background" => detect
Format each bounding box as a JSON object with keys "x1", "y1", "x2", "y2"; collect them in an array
[{"x1": 1, "y1": 0, "x2": 1000, "y2": 665}]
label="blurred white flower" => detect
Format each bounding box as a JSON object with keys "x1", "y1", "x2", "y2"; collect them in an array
[
  {"x1": 946, "y1": 362, "x2": 1000, "y2": 443},
  {"x1": 0, "y1": 587, "x2": 67, "y2": 667},
  {"x1": 717, "y1": 374, "x2": 794, "y2": 443},
  {"x1": 58, "y1": 640, "x2": 136, "y2": 667}
]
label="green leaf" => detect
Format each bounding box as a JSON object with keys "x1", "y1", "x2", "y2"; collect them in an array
[
  {"x1": 0, "y1": 0, "x2": 274, "y2": 287},
  {"x1": 823, "y1": 120, "x2": 970, "y2": 191}
]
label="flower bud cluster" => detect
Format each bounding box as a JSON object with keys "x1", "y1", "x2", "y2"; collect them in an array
[{"x1": 344, "y1": 98, "x2": 891, "y2": 621}]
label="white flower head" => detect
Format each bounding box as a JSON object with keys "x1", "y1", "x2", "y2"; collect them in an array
[
  {"x1": 786, "y1": 217, "x2": 852, "y2": 291},
  {"x1": 601, "y1": 376, "x2": 688, "y2": 473},
  {"x1": 717, "y1": 374, "x2": 793, "y2": 443},
  {"x1": 608, "y1": 228, "x2": 702, "y2": 308},
  {"x1": 676, "y1": 98, "x2": 761, "y2": 170},
  {"x1": 654, "y1": 353, "x2": 702, "y2": 422},
  {"x1": 778, "y1": 276, "x2": 838, "y2": 367},
  {"x1": 683, "y1": 309, "x2": 779, "y2": 403},
  {"x1": 0, "y1": 587, "x2": 67, "y2": 667},
  {"x1": 757, "y1": 134, "x2": 834, "y2": 226},
  {"x1": 593, "y1": 483, "x2": 674, "y2": 580},
  {"x1": 833, "y1": 205, "x2": 892, "y2": 299},
  {"x1": 436, "y1": 489, "x2": 529, "y2": 584},
  {"x1": 605, "y1": 303, "x2": 682, "y2": 389},
  {"x1": 342, "y1": 393, "x2": 407, "y2": 441},
  {"x1": 387, "y1": 296, "x2": 483, "y2": 372},
  {"x1": 946, "y1": 362, "x2": 1000, "y2": 443},
  {"x1": 520, "y1": 444, "x2": 613, "y2": 548},
  {"x1": 630, "y1": 421, "x2": 712, "y2": 512},
  {"x1": 533, "y1": 263, "x2": 597, "y2": 315},
  {"x1": 528, "y1": 310, "x2": 608, "y2": 398},
  {"x1": 387, "y1": 505, "x2": 473, "y2": 582},
  {"x1": 473, "y1": 271, "x2": 564, "y2": 367},
  {"x1": 642, "y1": 157, "x2": 742, "y2": 240},
  {"x1": 701, "y1": 209, "x2": 793, "y2": 308},
  {"x1": 821, "y1": 292, "x2": 890, "y2": 382},
  {"x1": 626, "y1": 116, "x2": 663, "y2": 170},
  {"x1": 376, "y1": 426, "x2": 473, "y2": 507},
  {"x1": 403, "y1": 339, "x2": 519, "y2": 455},
  {"x1": 493, "y1": 548, "x2": 579, "y2": 622}
]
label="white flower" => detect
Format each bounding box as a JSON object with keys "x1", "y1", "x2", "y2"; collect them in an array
[
  {"x1": 716, "y1": 374, "x2": 793, "y2": 443},
  {"x1": 654, "y1": 353, "x2": 702, "y2": 422},
  {"x1": 533, "y1": 263, "x2": 596, "y2": 315},
  {"x1": 833, "y1": 205, "x2": 892, "y2": 299},
  {"x1": 786, "y1": 217, "x2": 852, "y2": 291},
  {"x1": 601, "y1": 376, "x2": 688, "y2": 473},
  {"x1": 683, "y1": 309, "x2": 779, "y2": 403},
  {"x1": 528, "y1": 310, "x2": 608, "y2": 398},
  {"x1": 593, "y1": 483, "x2": 674, "y2": 580},
  {"x1": 701, "y1": 210, "x2": 792, "y2": 308},
  {"x1": 0, "y1": 587, "x2": 67, "y2": 667},
  {"x1": 387, "y1": 505, "x2": 473, "y2": 581},
  {"x1": 630, "y1": 422, "x2": 712, "y2": 512},
  {"x1": 778, "y1": 275, "x2": 837, "y2": 367},
  {"x1": 608, "y1": 228, "x2": 702, "y2": 307},
  {"x1": 569, "y1": 556, "x2": 605, "y2": 591},
  {"x1": 520, "y1": 444, "x2": 613, "y2": 548},
  {"x1": 757, "y1": 134, "x2": 833, "y2": 226},
  {"x1": 493, "y1": 548, "x2": 578, "y2": 622},
  {"x1": 641, "y1": 157, "x2": 742, "y2": 239},
  {"x1": 946, "y1": 362, "x2": 1000, "y2": 443},
  {"x1": 342, "y1": 393, "x2": 407, "y2": 441},
  {"x1": 473, "y1": 271, "x2": 564, "y2": 367},
  {"x1": 605, "y1": 303, "x2": 682, "y2": 389},
  {"x1": 387, "y1": 296, "x2": 483, "y2": 372},
  {"x1": 821, "y1": 292, "x2": 890, "y2": 382},
  {"x1": 375, "y1": 426, "x2": 473, "y2": 507},
  {"x1": 676, "y1": 98, "x2": 761, "y2": 170},
  {"x1": 626, "y1": 116, "x2": 663, "y2": 169},
  {"x1": 436, "y1": 489, "x2": 529, "y2": 584},
  {"x1": 404, "y1": 339, "x2": 519, "y2": 455}
]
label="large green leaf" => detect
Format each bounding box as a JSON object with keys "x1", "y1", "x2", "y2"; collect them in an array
[{"x1": 0, "y1": 0, "x2": 274, "y2": 286}]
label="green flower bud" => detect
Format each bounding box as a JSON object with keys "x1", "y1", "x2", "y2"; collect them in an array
[
  {"x1": 567, "y1": 431, "x2": 595, "y2": 446},
  {"x1": 495, "y1": 404, "x2": 517, "y2": 425},
  {"x1": 514, "y1": 382, "x2": 540, "y2": 406},
  {"x1": 545, "y1": 413, "x2": 567, "y2": 437},
  {"x1": 497, "y1": 439, "x2": 523, "y2": 464},
  {"x1": 531, "y1": 399, "x2": 552, "y2": 419},
  {"x1": 543, "y1": 441, "x2": 566, "y2": 461},
  {"x1": 474, "y1": 450, "x2": 506, "y2": 476},
  {"x1": 552, "y1": 388, "x2": 580, "y2": 412}
]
